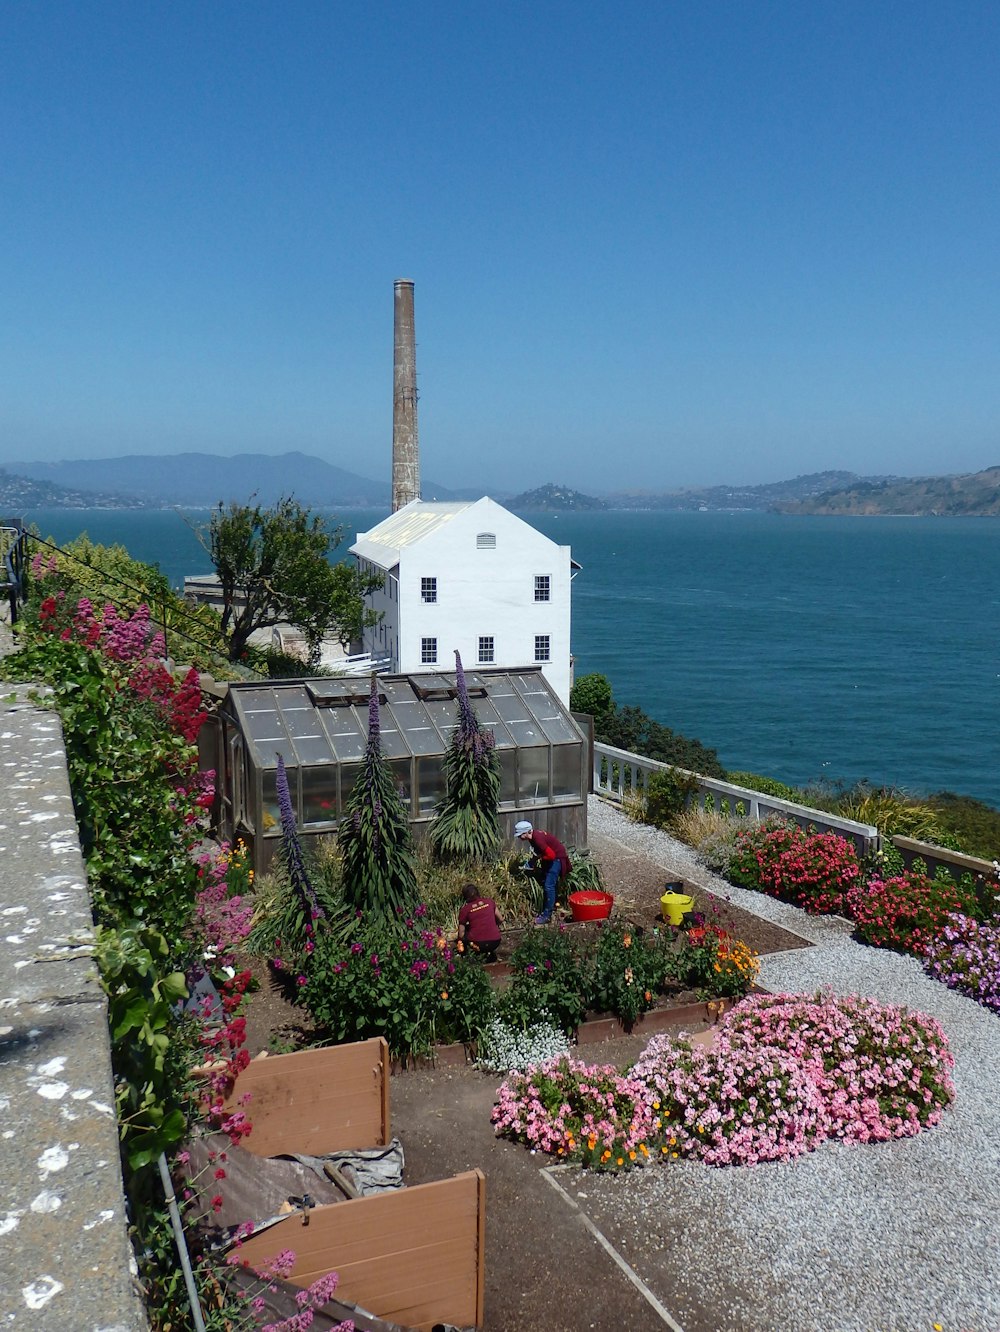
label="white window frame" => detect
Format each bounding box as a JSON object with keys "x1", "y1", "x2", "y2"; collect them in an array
[
  {"x1": 534, "y1": 634, "x2": 550, "y2": 662},
  {"x1": 478, "y1": 635, "x2": 495, "y2": 664},
  {"x1": 534, "y1": 575, "x2": 551, "y2": 602},
  {"x1": 421, "y1": 636, "x2": 438, "y2": 665},
  {"x1": 421, "y1": 576, "x2": 437, "y2": 603}
]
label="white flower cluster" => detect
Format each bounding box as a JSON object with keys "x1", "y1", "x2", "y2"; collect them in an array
[{"x1": 476, "y1": 1015, "x2": 570, "y2": 1073}]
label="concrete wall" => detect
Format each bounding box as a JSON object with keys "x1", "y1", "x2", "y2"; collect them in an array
[{"x1": 0, "y1": 686, "x2": 146, "y2": 1330}]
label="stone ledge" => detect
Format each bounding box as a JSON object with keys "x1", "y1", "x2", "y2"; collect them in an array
[{"x1": 0, "y1": 686, "x2": 146, "y2": 1330}]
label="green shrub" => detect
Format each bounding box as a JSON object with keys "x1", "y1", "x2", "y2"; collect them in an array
[
  {"x1": 836, "y1": 783, "x2": 953, "y2": 844},
  {"x1": 587, "y1": 923, "x2": 662, "y2": 1028},
  {"x1": 927, "y1": 791, "x2": 1000, "y2": 860},
  {"x1": 727, "y1": 771, "x2": 801, "y2": 802},
  {"x1": 507, "y1": 927, "x2": 591, "y2": 1034},
  {"x1": 644, "y1": 769, "x2": 700, "y2": 828}
]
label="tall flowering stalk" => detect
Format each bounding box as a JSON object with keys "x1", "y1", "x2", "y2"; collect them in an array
[
  {"x1": 338, "y1": 675, "x2": 417, "y2": 922},
  {"x1": 429, "y1": 650, "x2": 502, "y2": 862}
]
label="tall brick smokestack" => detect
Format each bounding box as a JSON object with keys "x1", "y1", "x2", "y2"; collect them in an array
[{"x1": 392, "y1": 279, "x2": 420, "y2": 511}]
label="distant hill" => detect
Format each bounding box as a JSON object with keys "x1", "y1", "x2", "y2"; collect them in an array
[
  {"x1": 0, "y1": 467, "x2": 151, "y2": 510},
  {"x1": 775, "y1": 466, "x2": 1000, "y2": 516},
  {"x1": 605, "y1": 471, "x2": 873, "y2": 510},
  {"x1": 509, "y1": 482, "x2": 608, "y2": 512},
  {"x1": 10, "y1": 451, "x2": 394, "y2": 508}
]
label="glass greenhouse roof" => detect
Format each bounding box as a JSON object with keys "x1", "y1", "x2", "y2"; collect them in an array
[{"x1": 226, "y1": 667, "x2": 584, "y2": 769}]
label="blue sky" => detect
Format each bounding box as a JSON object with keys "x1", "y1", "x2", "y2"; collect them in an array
[{"x1": 2, "y1": 2, "x2": 999, "y2": 493}]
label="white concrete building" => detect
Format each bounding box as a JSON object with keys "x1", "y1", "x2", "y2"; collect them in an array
[{"x1": 350, "y1": 498, "x2": 579, "y2": 704}]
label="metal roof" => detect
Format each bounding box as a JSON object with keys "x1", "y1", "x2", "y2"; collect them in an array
[
  {"x1": 349, "y1": 500, "x2": 474, "y2": 567},
  {"x1": 225, "y1": 666, "x2": 584, "y2": 770}
]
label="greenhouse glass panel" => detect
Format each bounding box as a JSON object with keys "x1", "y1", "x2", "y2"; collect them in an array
[
  {"x1": 245, "y1": 709, "x2": 289, "y2": 749},
  {"x1": 303, "y1": 766, "x2": 339, "y2": 825},
  {"x1": 519, "y1": 747, "x2": 550, "y2": 802},
  {"x1": 321, "y1": 711, "x2": 367, "y2": 762},
  {"x1": 391, "y1": 701, "x2": 441, "y2": 755},
  {"x1": 498, "y1": 747, "x2": 518, "y2": 805},
  {"x1": 504, "y1": 718, "x2": 545, "y2": 746},
  {"x1": 552, "y1": 744, "x2": 583, "y2": 799},
  {"x1": 291, "y1": 734, "x2": 337, "y2": 766},
  {"x1": 378, "y1": 717, "x2": 410, "y2": 759},
  {"x1": 416, "y1": 755, "x2": 446, "y2": 814},
  {"x1": 424, "y1": 698, "x2": 459, "y2": 738},
  {"x1": 491, "y1": 691, "x2": 533, "y2": 725},
  {"x1": 390, "y1": 758, "x2": 412, "y2": 808},
  {"x1": 262, "y1": 769, "x2": 285, "y2": 837},
  {"x1": 537, "y1": 711, "x2": 579, "y2": 744},
  {"x1": 339, "y1": 762, "x2": 363, "y2": 811}
]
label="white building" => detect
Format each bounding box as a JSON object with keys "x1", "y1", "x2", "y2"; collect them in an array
[{"x1": 350, "y1": 497, "x2": 579, "y2": 704}]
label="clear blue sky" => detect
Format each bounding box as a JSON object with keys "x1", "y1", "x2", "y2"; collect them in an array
[{"x1": 3, "y1": 2, "x2": 999, "y2": 493}]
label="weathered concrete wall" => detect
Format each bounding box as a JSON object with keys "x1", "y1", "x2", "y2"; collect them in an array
[{"x1": 0, "y1": 685, "x2": 146, "y2": 1330}]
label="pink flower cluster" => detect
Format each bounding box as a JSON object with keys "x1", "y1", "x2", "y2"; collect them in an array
[
  {"x1": 493, "y1": 993, "x2": 955, "y2": 1171},
  {"x1": 491, "y1": 1054, "x2": 655, "y2": 1162},
  {"x1": 194, "y1": 841, "x2": 254, "y2": 967}
]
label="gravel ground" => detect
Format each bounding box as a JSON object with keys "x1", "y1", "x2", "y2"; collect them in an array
[{"x1": 583, "y1": 797, "x2": 1000, "y2": 1332}]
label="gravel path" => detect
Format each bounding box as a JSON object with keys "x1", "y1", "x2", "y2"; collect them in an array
[{"x1": 582, "y1": 797, "x2": 1000, "y2": 1332}]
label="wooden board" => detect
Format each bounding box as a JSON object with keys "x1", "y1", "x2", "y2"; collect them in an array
[
  {"x1": 225, "y1": 1039, "x2": 390, "y2": 1156},
  {"x1": 237, "y1": 1170, "x2": 486, "y2": 1332}
]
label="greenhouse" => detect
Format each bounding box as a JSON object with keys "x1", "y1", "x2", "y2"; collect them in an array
[{"x1": 211, "y1": 666, "x2": 589, "y2": 868}]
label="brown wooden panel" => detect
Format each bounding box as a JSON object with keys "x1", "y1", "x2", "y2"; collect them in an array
[
  {"x1": 237, "y1": 1171, "x2": 486, "y2": 1331},
  {"x1": 225, "y1": 1039, "x2": 390, "y2": 1155}
]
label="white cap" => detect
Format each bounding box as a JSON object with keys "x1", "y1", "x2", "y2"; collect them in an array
[{"x1": 514, "y1": 821, "x2": 533, "y2": 836}]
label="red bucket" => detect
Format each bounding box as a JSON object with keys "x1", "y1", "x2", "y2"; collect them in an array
[{"x1": 568, "y1": 890, "x2": 614, "y2": 922}]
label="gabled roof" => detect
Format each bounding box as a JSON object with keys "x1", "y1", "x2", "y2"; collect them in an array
[{"x1": 349, "y1": 500, "x2": 475, "y2": 567}]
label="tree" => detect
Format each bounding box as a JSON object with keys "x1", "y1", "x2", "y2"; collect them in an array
[
  {"x1": 197, "y1": 497, "x2": 382, "y2": 663},
  {"x1": 569, "y1": 672, "x2": 615, "y2": 725},
  {"x1": 338, "y1": 675, "x2": 418, "y2": 922},
  {"x1": 429, "y1": 650, "x2": 502, "y2": 862}
]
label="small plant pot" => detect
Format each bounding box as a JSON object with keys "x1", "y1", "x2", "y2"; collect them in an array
[
  {"x1": 661, "y1": 891, "x2": 694, "y2": 926},
  {"x1": 568, "y1": 890, "x2": 615, "y2": 921}
]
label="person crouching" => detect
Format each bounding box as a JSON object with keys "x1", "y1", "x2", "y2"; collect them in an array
[{"x1": 457, "y1": 883, "x2": 503, "y2": 963}]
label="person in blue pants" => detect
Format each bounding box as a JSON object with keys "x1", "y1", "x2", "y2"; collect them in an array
[{"x1": 514, "y1": 820, "x2": 571, "y2": 924}]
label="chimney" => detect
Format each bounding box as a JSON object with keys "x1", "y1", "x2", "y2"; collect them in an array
[{"x1": 392, "y1": 279, "x2": 420, "y2": 511}]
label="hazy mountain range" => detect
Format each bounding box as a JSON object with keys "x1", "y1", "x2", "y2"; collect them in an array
[{"x1": 2, "y1": 453, "x2": 999, "y2": 517}]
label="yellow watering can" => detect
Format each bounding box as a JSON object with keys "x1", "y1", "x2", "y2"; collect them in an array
[{"x1": 660, "y1": 887, "x2": 694, "y2": 926}]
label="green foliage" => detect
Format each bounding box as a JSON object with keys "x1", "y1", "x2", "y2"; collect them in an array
[
  {"x1": 587, "y1": 923, "x2": 662, "y2": 1028},
  {"x1": 600, "y1": 703, "x2": 726, "y2": 777},
  {"x1": 94, "y1": 925, "x2": 192, "y2": 1193},
  {"x1": 429, "y1": 652, "x2": 502, "y2": 863},
  {"x1": 506, "y1": 927, "x2": 591, "y2": 1033},
  {"x1": 338, "y1": 679, "x2": 418, "y2": 921},
  {"x1": 570, "y1": 672, "x2": 614, "y2": 723},
  {"x1": 564, "y1": 846, "x2": 606, "y2": 894},
  {"x1": 1, "y1": 637, "x2": 202, "y2": 938},
  {"x1": 643, "y1": 769, "x2": 701, "y2": 828},
  {"x1": 200, "y1": 497, "x2": 382, "y2": 662},
  {"x1": 727, "y1": 770, "x2": 801, "y2": 802},
  {"x1": 927, "y1": 791, "x2": 1000, "y2": 860},
  {"x1": 837, "y1": 783, "x2": 952, "y2": 844},
  {"x1": 305, "y1": 913, "x2": 496, "y2": 1059}
]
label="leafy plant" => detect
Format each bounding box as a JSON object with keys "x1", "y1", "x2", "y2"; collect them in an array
[
  {"x1": 197, "y1": 496, "x2": 382, "y2": 662},
  {"x1": 564, "y1": 845, "x2": 606, "y2": 894},
  {"x1": 836, "y1": 783, "x2": 952, "y2": 844},
  {"x1": 429, "y1": 651, "x2": 502, "y2": 862},
  {"x1": 846, "y1": 866, "x2": 983, "y2": 956},
  {"x1": 643, "y1": 768, "x2": 701, "y2": 828},
  {"x1": 726, "y1": 770, "x2": 801, "y2": 801},
  {"x1": 587, "y1": 922, "x2": 662, "y2": 1027},
  {"x1": 305, "y1": 910, "x2": 495, "y2": 1059},
  {"x1": 94, "y1": 925, "x2": 191, "y2": 1186},
  {"x1": 506, "y1": 925, "x2": 591, "y2": 1033},
  {"x1": 338, "y1": 676, "x2": 418, "y2": 922}
]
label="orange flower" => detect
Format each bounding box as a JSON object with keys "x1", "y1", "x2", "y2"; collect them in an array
[
  {"x1": 623, "y1": 934, "x2": 632, "y2": 947},
  {"x1": 440, "y1": 991, "x2": 448, "y2": 1000},
  {"x1": 436, "y1": 936, "x2": 447, "y2": 950},
  {"x1": 644, "y1": 990, "x2": 651, "y2": 1002}
]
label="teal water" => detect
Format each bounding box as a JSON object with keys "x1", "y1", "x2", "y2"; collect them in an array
[{"x1": 26, "y1": 507, "x2": 1000, "y2": 806}]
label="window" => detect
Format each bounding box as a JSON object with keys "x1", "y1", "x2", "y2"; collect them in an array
[
  {"x1": 478, "y1": 636, "x2": 494, "y2": 663},
  {"x1": 534, "y1": 575, "x2": 550, "y2": 602},
  {"x1": 421, "y1": 637, "x2": 437, "y2": 664},
  {"x1": 534, "y1": 634, "x2": 550, "y2": 662},
  {"x1": 476, "y1": 532, "x2": 496, "y2": 549},
  {"x1": 421, "y1": 576, "x2": 437, "y2": 603}
]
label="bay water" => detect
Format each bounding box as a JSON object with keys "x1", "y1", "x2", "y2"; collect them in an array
[{"x1": 26, "y1": 506, "x2": 1000, "y2": 807}]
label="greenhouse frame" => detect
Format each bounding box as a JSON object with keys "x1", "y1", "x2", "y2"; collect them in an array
[{"x1": 210, "y1": 666, "x2": 589, "y2": 869}]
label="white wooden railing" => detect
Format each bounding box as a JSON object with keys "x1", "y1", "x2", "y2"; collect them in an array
[{"x1": 593, "y1": 741, "x2": 880, "y2": 857}]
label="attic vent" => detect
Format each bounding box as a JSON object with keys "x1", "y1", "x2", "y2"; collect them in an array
[{"x1": 476, "y1": 532, "x2": 496, "y2": 549}]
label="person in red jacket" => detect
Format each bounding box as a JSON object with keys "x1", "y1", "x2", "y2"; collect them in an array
[
  {"x1": 457, "y1": 883, "x2": 503, "y2": 962},
  {"x1": 514, "y1": 820, "x2": 571, "y2": 924}
]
